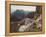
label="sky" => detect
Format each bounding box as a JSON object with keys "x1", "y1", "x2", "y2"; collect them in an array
[{"x1": 11, "y1": 5, "x2": 36, "y2": 13}]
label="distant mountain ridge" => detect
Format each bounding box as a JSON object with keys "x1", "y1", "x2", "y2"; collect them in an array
[{"x1": 11, "y1": 10, "x2": 36, "y2": 21}]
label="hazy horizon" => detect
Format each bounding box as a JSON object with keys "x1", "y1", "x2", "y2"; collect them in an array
[{"x1": 11, "y1": 5, "x2": 36, "y2": 13}]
